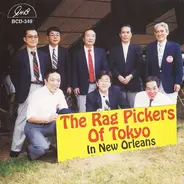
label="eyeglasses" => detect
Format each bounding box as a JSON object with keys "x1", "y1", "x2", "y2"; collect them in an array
[
  {"x1": 26, "y1": 35, "x2": 38, "y2": 39},
  {"x1": 98, "y1": 80, "x2": 111, "y2": 83},
  {"x1": 49, "y1": 33, "x2": 60, "y2": 37}
]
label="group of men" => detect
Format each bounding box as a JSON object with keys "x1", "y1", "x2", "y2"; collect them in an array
[{"x1": 9, "y1": 21, "x2": 183, "y2": 160}]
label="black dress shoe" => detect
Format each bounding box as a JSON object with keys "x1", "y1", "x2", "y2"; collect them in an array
[{"x1": 9, "y1": 151, "x2": 20, "y2": 158}]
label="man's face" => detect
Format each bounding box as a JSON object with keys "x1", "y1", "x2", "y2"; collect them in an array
[
  {"x1": 83, "y1": 30, "x2": 96, "y2": 47},
  {"x1": 44, "y1": 72, "x2": 61, "y2": 94},
  {"x1": 146, "y1": 81, "x2": 159, "y2": 99},
  {"x1": 97, "y1": 75, "x2": 111, "y2": 93},
  {"x1": 154, "y1": 25, "x2": 168, "y2": 43},
  {"x1": 23, "y1": 30, "x2": 38, "y2": 48},
  {"x1": 48, "y1": 31, "x2": 60, "y2": 46},
  {"x1": 119, "y1": 26, "x2": 132, "y2": 43}
]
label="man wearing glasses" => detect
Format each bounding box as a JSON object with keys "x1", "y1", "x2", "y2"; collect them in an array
[
  {"x1": 10, "y1": 27, "x2": 50, "y2": 158},
  {"x1": 40, "y1": 26, "x2": 72, "y2": 95},
  {"x1": 86, "y1": 71, "x2": 129, "y2": 112}
]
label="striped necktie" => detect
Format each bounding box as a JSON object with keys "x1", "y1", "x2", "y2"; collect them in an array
[
  {"x1": 52, "y1": 48, "x2": 57, "y2": 69},
  {"x1": 31, "y1": 51, "x2": 40, "y2": 80}
]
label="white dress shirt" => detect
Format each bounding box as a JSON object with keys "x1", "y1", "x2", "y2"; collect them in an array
[
  {"x1": 157, "y1": 40, "x2": 167, "y2": 68},
  {"x1": 27, "y1": 48, "x2": 43, "y2": 82},
  {"x1": 84, "y1": 46, "x2": 96, "y2": 79},
  {"x1": 122, "y1": 42, "x2": 130, "y2": 62},
  {"x1": 134, "y1": 91, "x2": 173, "y2": 108},
  {"x1": 27, "y1": 86, "x2": 68, "y2": 120},
  {"x1": 99, "y1": 91, "x2": 110, "y2": 110},
  {"x1": 49, "y1": 45, "x2": 58, "y2": 67}
]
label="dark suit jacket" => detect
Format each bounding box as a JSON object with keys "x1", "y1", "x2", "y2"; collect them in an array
[
  {"x1": 146, "y1": 41, "x2": 183, "y2": 93},
  {"x1": 72, "y1": 47, "x2": 108, "y2": 95},
  {"x1": 10, "y1": 48, "x2": 50, "y2": 103},
  {"x1": 39, "y1": 45, "x2": 71, "y2": 92},
  {"x1": 86, "y1": 86, "x2": 129, "y2": 112},
  {"x1": 109, "y1": 43, "x2": 144, "y2": 92}
]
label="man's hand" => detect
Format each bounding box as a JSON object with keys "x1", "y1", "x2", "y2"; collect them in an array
[
  {"x1": 118, "y1": 75, "x2": 125, "y2": 83},
  {"x1": 174, "y1": 84, "x2": 181, "y2": 92},
  {"x1": 67, "y1": 87, "x2": 72, "y2": 94},
  {"x1": 74, "y1": 88, "x2": 80, "y2": 96},
  {"x1": 123, "y1": 74, "x2": 133, "y2": 84}
]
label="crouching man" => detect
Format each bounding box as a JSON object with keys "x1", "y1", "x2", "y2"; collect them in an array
[{"x1": 24, "y1": 69, "x2": 69, "y2": 160}]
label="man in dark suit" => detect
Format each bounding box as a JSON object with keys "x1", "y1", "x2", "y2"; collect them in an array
[
  {"x1": 146, "y1": 22, "x2": 183, "y2": 104},
  {"x1": 109, "y1": 25, "x2": 144, "y2": 107},
  {"x1": 39, "y1": 26, "x2": 72, "y2": 94},
  {"x1": 72, "y1": 29, "x2": 108, "y2": 112},
  {"x1": 10, "y1": 28, "x2": 50, "y2": 158},
  {"x1": 86, "y1": 71, "x2": 129, "y2": 112}
]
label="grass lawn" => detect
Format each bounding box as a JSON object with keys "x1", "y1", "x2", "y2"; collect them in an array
[{"x1": 0, "y1": 124, "x2": 184, "y2": 184}]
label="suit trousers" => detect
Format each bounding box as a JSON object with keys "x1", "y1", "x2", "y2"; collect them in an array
[
  {"x1": 77, "y1": 83, "x2": 96, "y2": 112},
  {"x1": 11, "y1": 84, "x2": 42, "y2": 152},
  {"x1": 122, "y1": 91, "x2": 137, "y2": 108},
  {"x1": 24, "y1": 122, "x2": 56, "y2": 160}
]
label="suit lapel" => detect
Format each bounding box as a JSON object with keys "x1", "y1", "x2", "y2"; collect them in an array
[
  {"x1": 81, "y1": 48, "x2": 88, "y2": 71},
  {"x1": 24, "y1": 49, "x2": 31, "y2": 76},
  {"x1": 108, "y1": 88, "x2": 113, "y2": 109},
  {"x1": 161, "y1": 41, "x2": 169, "y2": 68},
  {"x1": 96, "y1": 90, "x2": 102, "y2": 109},
  {"x1": 57, "y1": 46, "x2": 61, "y2": 68},
  {"x1": 153, "y1": 41, "x2": 160, "y2": 68},
  {"x1": 120, "y1": 44, "x2": 126, "y2": 64},
  {"x1": 37, "y1": 50, "x2": 44, "y2": 78},
  {"x1": 94, "y1": 48, "x2": 99, "y2": 74}
]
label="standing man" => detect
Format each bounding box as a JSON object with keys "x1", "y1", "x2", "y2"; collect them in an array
[
  {"x1": 39, "y1": 26, "x2": 72, "y2": 94},
  {"x1": 25, "y1": 69, "x2": 68, "y2": 160},
  {"x1": 146, "y1": 22, "x2": 183, "y2": 104},
  {"x1": 72, "y1": 29, "x2": 108, "y2": 112},
  {"x1": 10, "y1": 28, "x2": 50, "y2": 158},
  {"x1": 109, "y1": 25, "x2": 144, "y2": 107},
  {"x1": 134, "y1": 76, "x2": 172, "y2": 107}
]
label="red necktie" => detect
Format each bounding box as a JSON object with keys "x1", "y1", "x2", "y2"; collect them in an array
[
  {"x1": 31, "y1": 51, "x2": 40, "y2": 81},
  {"x1": 88, "y1": 49, "x2": 95, "y2": 82}
]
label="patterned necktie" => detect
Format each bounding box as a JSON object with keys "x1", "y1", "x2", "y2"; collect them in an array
[
  {"x1": 52, "y1": 48, "x2": 57, "y2": 69},
  {"x1": 88, "y1": 49, "x2": 95, "y2": 82},
  {"x1": 149, "y1": 99, "x2": 153, "y2": 107},
  {"x1": 31, "y1": 51, "x2": 40, "y2": 80},
  {"x1": 158, "y1": 43, "x2": 164, "y2": 68}
]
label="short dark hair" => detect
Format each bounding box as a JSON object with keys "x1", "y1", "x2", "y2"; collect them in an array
[
  {"x1": 96, "y1": 70, "x2": 112, "y2": 82},
  {"x1": 120, "y1": 24, "x2": 133, "y2": 34},
  {"x1": 82, "y1": 29, "x2": 95, "y2": 38},
  {"x1": 46, "y1": 26, "x2": 61, "y2": 36},
  {"x1": 145, "y1": 76, "x2": 160, "y2": 87},
  {"x1": 44, "y1": 69, "x2": 60, "y2": 81},
  {"x1": 23, "y1": 26, "x2": 37, "y2": 37}
]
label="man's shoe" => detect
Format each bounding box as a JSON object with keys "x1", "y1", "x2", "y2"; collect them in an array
[{"x1": 9, "y1": 151, "x2": 20, "y2": 158}]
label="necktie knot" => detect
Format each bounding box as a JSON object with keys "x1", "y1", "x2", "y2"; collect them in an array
[
  {"x1": 88, "y1": 49, "x2": 91, "y2": 53},
  {"x1": 31, "y1": 51, "x2": 36, "y2": 56}
]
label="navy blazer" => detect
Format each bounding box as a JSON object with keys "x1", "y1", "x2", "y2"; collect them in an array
[
  {"x1": 72, "y1": 47, "x2": 108, "y2": 95},
  {"x1": 146, "y1": 41, "x2": 183, "y2": 93},
  {"x1": 109, "y1": 43, "x2": 144, "y2": 92},
  {"x1": 39, "y1": 45, "x2": 71, "y2": 92},
  {"x1": 86, "y1": 86, "x2": 129, "y2": 112},
  {"x1": 10, "y1": 48, "x2": 50, "y2": 103}
]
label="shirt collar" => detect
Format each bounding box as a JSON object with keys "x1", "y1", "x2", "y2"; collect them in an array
[
  {"x1": 84, "y1": 45, "x2": 94, "y2": 53},
  {"x1": 157, "y1": 40, "x2": 167, "y2": 47},
  {"x1": 49, "y1": 44, "x2": 58, "y2": 51}
]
